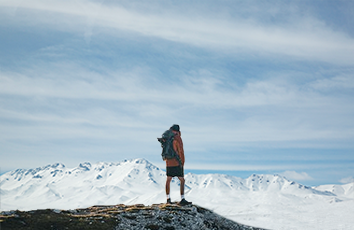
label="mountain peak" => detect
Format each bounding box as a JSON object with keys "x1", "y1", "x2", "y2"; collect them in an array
[
  {"x1": 78, "y1": 162, "x2": 91, "y2": 171},
  {"x1": 123, "y1": 158, "x2": 151, "y2": 166},
  {"x1": 40, "y1": 163, "x2": 66, "y2": 171},
  {"x1": 50, "y1": 163, "x2": 66, "y2": 168}
]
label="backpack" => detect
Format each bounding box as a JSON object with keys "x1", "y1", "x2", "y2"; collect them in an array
[{"x1": 157, "y1": 130, "x2": 182, "y2": 166}]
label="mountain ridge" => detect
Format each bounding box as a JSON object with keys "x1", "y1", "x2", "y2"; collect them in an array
[{"x1": 1, "y1": 158, "x2": 353, "y2": 230}]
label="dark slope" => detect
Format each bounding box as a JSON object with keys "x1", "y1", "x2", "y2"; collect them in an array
[{"x1": 0, "y1": 203, "x2": 266, "y2": 230}]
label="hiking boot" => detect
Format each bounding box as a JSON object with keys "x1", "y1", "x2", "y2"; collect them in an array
[
  {"x1": 167, "y1": 198, "x2": 172, "y2": 204},
  {"x1": 179, "y1": 198, "x2": 192, "y2": 206}
]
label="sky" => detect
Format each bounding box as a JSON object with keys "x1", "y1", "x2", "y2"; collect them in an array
[{"x1": 1, "y1": 0, "x2": 354, "y2": 186}]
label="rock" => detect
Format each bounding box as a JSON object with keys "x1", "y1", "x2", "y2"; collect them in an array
[{"x1": 0, "y1": 203, "x2": 266, "y2": 230}]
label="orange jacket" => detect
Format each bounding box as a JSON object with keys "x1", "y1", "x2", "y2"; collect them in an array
[{"x1": 166, "y1": 132, "x2": 185, "y2": 167}]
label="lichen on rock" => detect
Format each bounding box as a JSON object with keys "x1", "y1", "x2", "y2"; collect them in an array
[{"x1": 0, "y1": 203, "x2": 266, "y2": 230}]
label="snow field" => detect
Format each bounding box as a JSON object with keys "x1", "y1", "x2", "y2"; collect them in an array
[{"x1": 1, "y1": 158, "x2": 353, "y2": 230}]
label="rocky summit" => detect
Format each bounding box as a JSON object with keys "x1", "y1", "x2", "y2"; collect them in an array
[{"x1": 0, "y1": 203, "x2": 265, "y2": 230}]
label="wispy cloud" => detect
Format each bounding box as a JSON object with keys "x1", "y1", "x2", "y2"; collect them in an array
[
  {"x1": 308, "y1": 74, "x2": 354, "y2": 91},
  {"x1": 280, "y1": 171, "x2": 314, "y2": 181},
  {"x1": 2, "y1": 0, "x2": 354, "y2": 65},
  {"x1": 1, "y1": 0, "x2": 354, "y2": 185},
  {"x1": 339, "y1": 176, "x2": 354, "y2": 184},
  {"x1": 1, "y1": 63, "x2": 353, "y2": 147}
]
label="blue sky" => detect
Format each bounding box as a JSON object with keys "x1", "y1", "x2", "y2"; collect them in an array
[{"x1": 1, "y1": 0, "x2": 353, "y2": 186}]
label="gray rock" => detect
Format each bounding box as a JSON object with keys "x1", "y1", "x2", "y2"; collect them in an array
[{"x1": 0, "y1": 203, "x2": 267, "y2": 230}]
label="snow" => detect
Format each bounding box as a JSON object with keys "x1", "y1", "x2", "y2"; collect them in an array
[
  {"x1": 315, "y1": 183, "x2": 354, "y2": 199},
  {"x1": 1, "y1": 158, "x2": 353, "y2": 230}
]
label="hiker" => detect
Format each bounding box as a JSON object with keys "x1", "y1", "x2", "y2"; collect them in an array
[{"x1": 163, "y1": 124, "x2": 191, "y2": 206}]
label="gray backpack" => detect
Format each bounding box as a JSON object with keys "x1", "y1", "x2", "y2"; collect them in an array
[{"x1": 157, "y1": 130, "x2": 182, "y2": 166}]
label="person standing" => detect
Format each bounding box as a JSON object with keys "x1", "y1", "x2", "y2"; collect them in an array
[{"x1": 165, "y1": 124, "x2": 191, "y2": 205}]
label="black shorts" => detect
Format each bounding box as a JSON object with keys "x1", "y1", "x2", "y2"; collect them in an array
[{"x1": 166, "y1": 166, "x2": 184, "y2": 177}]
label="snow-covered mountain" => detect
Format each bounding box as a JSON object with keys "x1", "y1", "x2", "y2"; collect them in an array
[
  {"x1": 1, "y1": 159, "x2": 353, "y2": 230},
  {"x1": 314, "y1": 183, "x2": 354, "y2": 199}
]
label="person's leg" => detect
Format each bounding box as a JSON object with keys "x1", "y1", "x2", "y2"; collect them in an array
[
  {"x1": 178, "y1": 176, "x2": 191, "y2": 205},
  {"x1": 166, "y1": 176, "x2": 172, "y2": 198},
  {"x1": 178, "y1": 176, "x2": 185, "y2": 197}
]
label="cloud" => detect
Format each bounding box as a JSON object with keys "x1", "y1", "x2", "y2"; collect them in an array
[
  {"x1": 339, "y1": 176, "x2": 354, "y2": 184},
  {"x1": 280, "y1": 171, "x2": 314, "y2": 181},
  {"x1": 1, "y1": 0, "x2": 354, "y2": 186},
  {"x1": 1, "y1": 62, "x2": 354, "y2": 148},
  {"x1": 2, "y1": 0, "x2": 354, "y2": 65},
  {"x1": 308, "y1": 75, "x2": 354, "y2": 91}
]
